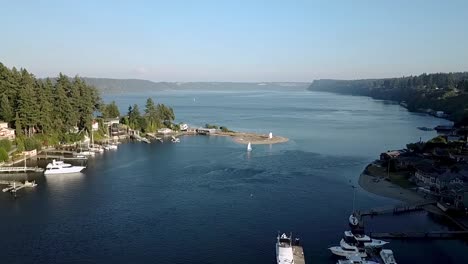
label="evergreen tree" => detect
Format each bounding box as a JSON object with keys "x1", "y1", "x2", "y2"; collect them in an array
[
  {"x1": 144, "y1": 98, "x2": 159, "y2": 131},
  {"x1": 17, "y1": 69, "x2": 39, "y2": 137},
  {"x1": 102, "y1": 101, "x2": 120, "y2": 118},
  {"x1": 0, "y1": 94, "x2": 13, "y2": 122}
]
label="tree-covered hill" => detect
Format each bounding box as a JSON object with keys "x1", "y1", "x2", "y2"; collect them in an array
[
  {"x1": 80, "y1": 78, "x2": 173, "y2": 93},
  {"x1": 308, "y1": 72, "x2": 468, "y2": 125},
  {"x1": 0, "y1": 62, "x2": 101, "y2": 141},
  {"x1": 70, "y1": 78, "x2": 310, "y2": 94}
]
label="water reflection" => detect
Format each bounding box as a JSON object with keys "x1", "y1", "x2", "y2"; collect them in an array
[{"x1": 44, "y1": 173, "x2": 85, "y2": 192}]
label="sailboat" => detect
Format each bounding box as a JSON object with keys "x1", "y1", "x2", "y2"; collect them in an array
[{"x1": 247, "y1": 142, "x2": 252, "y2": 152}]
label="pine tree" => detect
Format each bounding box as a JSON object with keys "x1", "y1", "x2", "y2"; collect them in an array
[
  {"x1": 0, "y1": 94, "x2": 13, "y2": 122},
  {"x1": 17, "y1": 69, "x2": 39, "y2": 137}
]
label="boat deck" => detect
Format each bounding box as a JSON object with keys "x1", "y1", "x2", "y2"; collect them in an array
[{"x1": 292, "y1": 245, "x2": 305, "y2": 264}]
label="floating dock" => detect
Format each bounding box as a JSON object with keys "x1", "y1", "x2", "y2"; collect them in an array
[
  {"x1": 0, "y1": 166, "x2": 44, "y2": 173},
  {"x1": 292, "y1": 245, "x2": 305, "y2": 264},
  {"x1": 36, "y1": 154, "x2": 87, "y2": 161},
  {"x1": 359, "y1": 201, "x2": 435, "y2": 217},
  {"x1": 370, "y1": 231, "x2": 468, "y2": 239},
  {"x1": 1, "y1": 180, "x2": 37, "y2": 193}
]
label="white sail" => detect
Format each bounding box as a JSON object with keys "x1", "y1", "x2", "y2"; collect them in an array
[
  {"x1": 269, "y1": 132, "x2": 273, "y2": 139},
  {"x1": 247, "y1": 142, "x2": 252, "y2": 151}
]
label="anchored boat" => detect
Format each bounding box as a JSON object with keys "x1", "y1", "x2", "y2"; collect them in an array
[
  {"x1": 44, "y1": 160, "x2": 86, "y2": 175},
  {"x1": 276, "y1": 233, "x2": 294, "y2": 264}
]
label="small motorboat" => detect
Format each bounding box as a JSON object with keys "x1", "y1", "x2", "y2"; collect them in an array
[{"x1": 380, "y1": 249, "x2": 397, "y2": 264}]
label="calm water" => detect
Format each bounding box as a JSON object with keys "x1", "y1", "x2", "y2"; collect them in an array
[{"x1": 1, "y1": 88, "x2": 466, "y2": 264}]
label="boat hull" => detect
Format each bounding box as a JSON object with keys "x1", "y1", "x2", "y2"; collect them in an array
[
  {"x1": 329, "y1": 247, "x2": 367, "y2": 258},
  {"x1": 44, "y1": 166, "x2": 86, "y2": 175}
]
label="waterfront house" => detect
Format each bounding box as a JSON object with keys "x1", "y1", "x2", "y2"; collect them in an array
[
  {"x1": 92, "y1": 120, "x2": 99, "y2": 131},
  {"x1": 0, "y1": 122, "x2": 15, "y2": 140},
  {"x1": 179, "y1": 123, "x2": 188, "y2": 131},
  {"x1": 380, "y1": 150, "x2": 406, "y2": 161},
  {"x1": 196, "y1": 128, "x2": 217, "y2": 135},
  {"x1": 414, "y1": 165, "x2": 445, "y2": 187},
  {"x1": 435, "y1": 171, "x2": 466, "y2": 190},
  {"x1": 157, "y1": 128, "x2": 173, "y2": 134},
  {"x1": 103, "y1": 118, "x2": 120, "y2": 127}
]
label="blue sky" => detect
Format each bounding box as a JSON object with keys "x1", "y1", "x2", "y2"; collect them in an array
[{"x1": 1, "y1": 0, "x2": 468, "y2": 82}]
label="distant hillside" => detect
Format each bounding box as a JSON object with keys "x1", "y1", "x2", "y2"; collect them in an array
[
  {"x1": 80, "y1": 78, "x2": 173, "y2": 93},
  {"x1": 78, "y1": 78, "x2": 310, "y2": 94},
  {"x1": 308, "y1": 72, "x2": 468, "y2": 124}
]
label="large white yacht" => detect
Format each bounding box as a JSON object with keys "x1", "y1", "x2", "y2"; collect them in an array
[
  {"x1": 276, "y1": 233, "x2": 294, "y2": 264},
  {"x1": 343, "y1": 231, "x2": 388, "y2": 248},
  {"x1": 44, "y1": 160, "x2": 86, "y2": 175},
  {"x1": 329, "y1": 240, "x2": 367, "y2": 258}
]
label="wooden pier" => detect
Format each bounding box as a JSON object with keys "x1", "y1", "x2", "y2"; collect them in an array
[
  {"x1": 36, "y1": 154, "x2": 87, "y2": 161},
  {"x1": 292, "y1": 245, "x2": 305, "y2": 264},
  {"x1": 0, "y1": 166, "x2": 44, "y2": 173},
  {"x1": 370, "y1": 231, "x2": 468, "y2": 240},
  {"x1": 359, "y1": 201, "x2": 436, "y2": 217},
  {"x1": 1, "y1": 180, "x2": 37, "y2": 193}
]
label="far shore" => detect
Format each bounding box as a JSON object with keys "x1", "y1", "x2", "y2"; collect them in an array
[{"x1": 214, "y1": 131, "x2": 289, "y2": 145}]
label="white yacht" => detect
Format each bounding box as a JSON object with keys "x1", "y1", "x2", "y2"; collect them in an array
[
  {"x1": 276, "y1": 233, "x2": 294, "y2": 264},
  {"x1": 90, "y1": 145, "x2": 104, "y2": 153},
  {"x1": 380, "y1": 249, "x2": 397, "y2": 264},
  {"x1": 103, "y1": 144, "x2": 118, "y2": 150},
  {"x1": 329, "y1": 239, "x2": 367, "y2": 258},
  {"x1": 79, "y1": 150, "x2": 95, "y2": 157},
  {"x1": 44, "y1": 160, "x2": 86, "y2": 175},
  {"x1": 343, "y1": 231, "x2": 388, "y2": 248}
]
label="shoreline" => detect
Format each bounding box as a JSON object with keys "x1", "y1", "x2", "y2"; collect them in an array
[
  {"x1": 358, "y1": 172, "x2": 427, "y2": 204},
  {"x1": 174, "y1": 131, "x2": 289, "y2": 145},
  {"x1": 212, "y1": 131, "x2": 288, "y2": 145}
]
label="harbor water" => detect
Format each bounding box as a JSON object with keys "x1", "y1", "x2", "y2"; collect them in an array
[{"x1": 0, "y1": 87, "x2": 466, "y2": 263}]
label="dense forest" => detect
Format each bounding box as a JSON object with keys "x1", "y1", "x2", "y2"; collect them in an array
[
  {"x1": 308, "y1": 72, "x2": 468, "y2": 125},
  {"x1": 0, "y1": 62, "x2": 176, "y2": 158},
  {"x1": 0, "y1": 62, "x2": 101, "y2": 148}
]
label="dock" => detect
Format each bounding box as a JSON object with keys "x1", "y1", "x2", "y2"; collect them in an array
[
  {"x1": 292, "y1": 245, "x2": 305, "y2": 264},
  {"x1": 130, "y1": 134, "x2": 150, "y2": 143},
  {"x1": 370, "y1": 231, "x2": 468, "y2": 239},
  {"x1": 1, "y1": 180, "x2": 37, "y2": 193},
  {"x1": 0, "y1": 166, "x2": 44, "y2": 173},
  {"x1": 36, "y1": 154, "x2": 88, "y2": 161},
  {"x1": 359, "y1": 201, "x2": 435, "y2": 217}
]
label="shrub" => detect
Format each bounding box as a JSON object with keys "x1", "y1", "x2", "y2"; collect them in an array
[
  {"x1": 0, "y1": 139, "x2": 12, "y2": 152},
  {"x1": 24, "y1": 137, "x2": 42, "y2": 151},
  {"x1": 0, "y1": 147, "x2": 8, "y2": 162}
]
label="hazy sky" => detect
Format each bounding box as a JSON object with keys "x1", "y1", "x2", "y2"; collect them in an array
[{"x1": 1, "y1": 0, "x2": 468, "y2": 82}]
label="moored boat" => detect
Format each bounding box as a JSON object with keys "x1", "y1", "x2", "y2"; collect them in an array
[
  {"x1": 44, "y1": 160, "x2": 86, "y2": 175},
  {"x1": 329, "y1": 240, "x2": 367, "y2": 258},
  {"x1": 343, "y1": 231, "x2": 388, "y2": 248},
  {"x1": 276, "y1": 233, "x2": 294, "y2": 264},
  {"x1": 380, "y1": 249, "x2": 397, "y2": 264}
]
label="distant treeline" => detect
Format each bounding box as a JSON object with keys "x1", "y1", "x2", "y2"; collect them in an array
[{"x1": 308, "y1": 72, "x2": 468, "y2": 125}]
